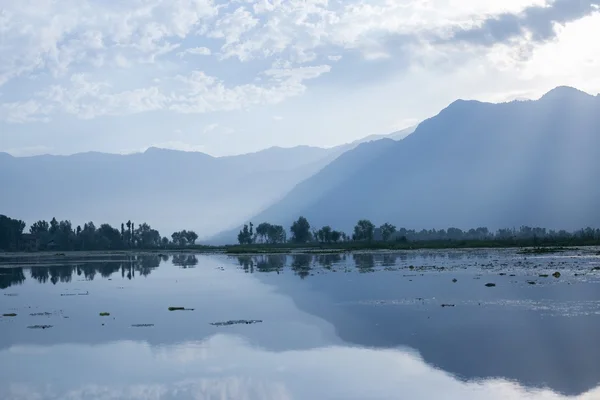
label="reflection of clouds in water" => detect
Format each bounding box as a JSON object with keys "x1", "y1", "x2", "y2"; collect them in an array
[{"x1": 3, "y1": 334, "x2": 599, "y2": 400}]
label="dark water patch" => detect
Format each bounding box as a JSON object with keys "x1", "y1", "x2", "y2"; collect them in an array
[
  {"x1": 210, "y1": 319, "x2": 262, "y2": 326},
  {"x1": 27, "y1": 325, "x2": 52, "y2": 329}
]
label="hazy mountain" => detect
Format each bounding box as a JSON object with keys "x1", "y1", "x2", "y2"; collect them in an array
[
  {"x1": 216, "y1": 86, "x2": 600, "y2": 241},
  {"x1": 1, "y1": 124, "x2": 416, "y2": 239},
  {"x1": 0, "y1": 145, "x2": 342, "y2": 238}
]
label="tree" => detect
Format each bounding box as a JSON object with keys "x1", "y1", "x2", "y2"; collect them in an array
[
  {"x1": 267, "y1": 224, "x2": 286, "y2": 244},
  {"x1": 185, "y1": 230, "x2": 198, "y2": 245},
  {"x1": 97, "y1": 224, "x2": 123, "y2": 249},
  {"x1": 330, "y1": 230, "x2": 342, "y2": 243},
  {"x1": 237, "y1": 223, "x2": 254, "y2": 245},
  {"x1": 317, "y1": 226, "x2": 333, "y2": 243},
  {"x1": 255, "y1": 222, "x2": 271, "y2": 243},
  {"x1": 49, "y1": 218, "x2": 59, "y2": 235},
  {"x1": 30, "y1": 220, "x2": 49, "y2": 235},
  {"x1": 290, "y1": 217, "x2": 311, "y2": 243},
  {"x1": 126, "y1": 220, "x2": 132, "y2": 247},
  {"x1": 171, "y1": 230, "x2": 189, "y2": 246},
  {"x1": 353, "y1": 219, "x2": 375, "y2": 241},
  {"x1": 0, "y1": 215, "x2": 26, "y2": 251},
  {"x1": 380, "y1": 223, "x2": 397, "y2": 241},
  {"x1": 135, "y1": 223, "x2": 161, "y2": 248}
]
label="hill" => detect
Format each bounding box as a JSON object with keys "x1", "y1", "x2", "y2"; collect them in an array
[{"x1": 215, "y1": 86, "x2": 600, "y2": 242}]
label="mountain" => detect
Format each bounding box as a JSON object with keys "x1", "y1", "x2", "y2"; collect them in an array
[
  {"x1": 0, "y1": 145, "x2": 342, "y2": 238},
  {"x1": 217, "y1": 86, "x2": 600, "y2": 241}
]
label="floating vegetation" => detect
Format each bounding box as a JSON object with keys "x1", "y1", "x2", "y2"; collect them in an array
[
  {"x1": 452, "y1": 278, "x2": 457, "y2": 283},
  {"x1": 2, "y1": 313, "x2": 17, "y2": 317},
  {"x1": 552, "y1": 271, "x2": 561, "y2": 278},
  {"x1": 60, "y1": 293, "x2": 76, "y2": 296},
  {"x1": 131, "y1": 324, "x2": 154, "y2": 327},
  {"x1": 168, "y1": 307, "x2": 194, "y2": 311},
  {"x1": 28, "y1": 325, "x2": 52, "y2": 329},
  {"x1": 499, "y1": 273, "x2": 506, "y2": 276},
  {"x1": 519, "y1": 247, "x2": 571, "y2": 255},
  {"x1": 527, "y1": 281, "x2": 537, "y2": 285},
  {"x1": 99, "y1": 312, "x2": 110, "y2": 316},
  {"x1": 539, "y1": 274, "x2": 549, "y2": 278},
  {"x1": 30, "y1": 312, "x2": 53, "y2": 316},
  {"x1": 441, "y1": 304, "x2": 455, "y2": 307},
  {"x1": 210, "y1": 319, "x2": 262, "y2": 326},
  {"x1": 485, "y1": 283, "x2": 496, "y2": 287}
]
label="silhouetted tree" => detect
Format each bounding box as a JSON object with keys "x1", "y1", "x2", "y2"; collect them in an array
[
  {"x1": 237, "y1": 223, "x2": 254, "y2": 245},
  {"x1": 380, "y1": 223, "x2": 397, "y2": 241},
  {"x1": 185, "y1": 230, "x2": 198, "y2": 245},
  {"x1": 290, "y1": 217, "x2": 311, "y2": 243},
  {"x1": 353, "y1": 219, "x2": 375, "y2": 241},
  {"x1": 267, "y1": 224, "x2": 286, "y2": 244},
  {"x1": 29, "y1": 220, "x2": 49, "y2": 235}
]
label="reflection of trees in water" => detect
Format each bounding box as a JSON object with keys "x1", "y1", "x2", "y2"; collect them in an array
[
  {"x1": 30, "y1": 267, "x2": 50, "y2": 284},
  {"x1": 255, "y1": 255, "x2": 286, "y2": 272},
  {"x1": 99, "y1": 263, "x2": 122, "y2": 278},
  {"x1": 292, "y1": 254, "x2": 312, "y2": 279},
  {"x1": 49, "y1": 266, "x2": 75, "y2": 284},
  {"x1": 0, "y1": 268, "x2": 26, "y2": 289},
  {"x1": 26, "y1": 255, "x2": 164, "y2": 285},
  {"x1": 353, "y1": 253, "x2": 375, "y2": 271},
  {"x1": 79, "y1": 264, "x2": 97, "y2": 280},
  {"x1": 237, "y1": 256, "x2": 254, "y2": 273},
  {"x1": 172, "y1": 254, "x2": 198, "y2": 269},
  {"x1": 381, "y1": 253, "x2": 398, "y2": 267},
  {"x1": 315, "y1": 254, "x2": 343, "y2": 269},
  {"x1": 137, "y1": 255, "x2": 160, "y2": 276}
]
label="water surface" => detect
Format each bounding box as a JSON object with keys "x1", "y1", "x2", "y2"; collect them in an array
[{"x1": 1, "y1": 248, "x2": 600, "y2": 399}]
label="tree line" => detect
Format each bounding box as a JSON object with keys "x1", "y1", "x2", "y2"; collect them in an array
[
  {"x1": 0, "y1": 214, "x2": 198, "y2": 251},
  {"x1": 238, "y1": 216, "x2": 600, "y2": 245}
]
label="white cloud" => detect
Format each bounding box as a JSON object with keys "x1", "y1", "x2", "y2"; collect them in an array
[
  {"x1": 0, "y1": 0, "x2": 598, "y2": 155},
  {"x1": 177, "y1": 46, "x2": 212, "y2": 57}
]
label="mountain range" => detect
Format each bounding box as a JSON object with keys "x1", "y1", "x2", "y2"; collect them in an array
[
  {"x1": 0, "y1": 127, "x2": 413, "y2": 238},
  {"x1": 210, "y1": 86, "x2": 600, "y2": 243},
  {"x1": 2, "y1": 86, "x2": 599, "y2": 243}
]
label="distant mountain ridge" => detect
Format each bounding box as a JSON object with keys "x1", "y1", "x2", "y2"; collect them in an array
[
  {"x1": 209, "y1": 86, "x2": 600, "y2": 243},
  {"x1": 0, "y1": 128, "x2": 412, "y2": 238}
]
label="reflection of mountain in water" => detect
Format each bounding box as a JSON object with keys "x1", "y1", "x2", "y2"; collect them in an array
[{"x1": 245, "y1": 250, "x2": 600, "y2": 396}]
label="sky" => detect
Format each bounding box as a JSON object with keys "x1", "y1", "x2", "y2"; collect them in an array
[{"x1": 1, "y1": 0, "x2": 600, "y2": 157}]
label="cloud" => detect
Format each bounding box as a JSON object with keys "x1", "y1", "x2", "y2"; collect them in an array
[
  {"x1": 177, "y1": 46, "x2": 212, "y2": 57},
  {"x1": 3, "y1": 334, "x2": 600, "y2": 400},
  {"x1": 446, "y1": 0, "x2": 600, "y2": 47},
  {"x1": 2, "y1": 64, "x2": 331, "y2": 122}
]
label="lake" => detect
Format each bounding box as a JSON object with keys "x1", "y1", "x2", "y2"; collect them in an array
[{"x1": 1, "y1": 248, "x2": 600, "y2": 399}]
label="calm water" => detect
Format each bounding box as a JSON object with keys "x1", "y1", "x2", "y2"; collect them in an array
[{"x1": 1, "y1": 249, "x2": 600, "y2": 399}]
